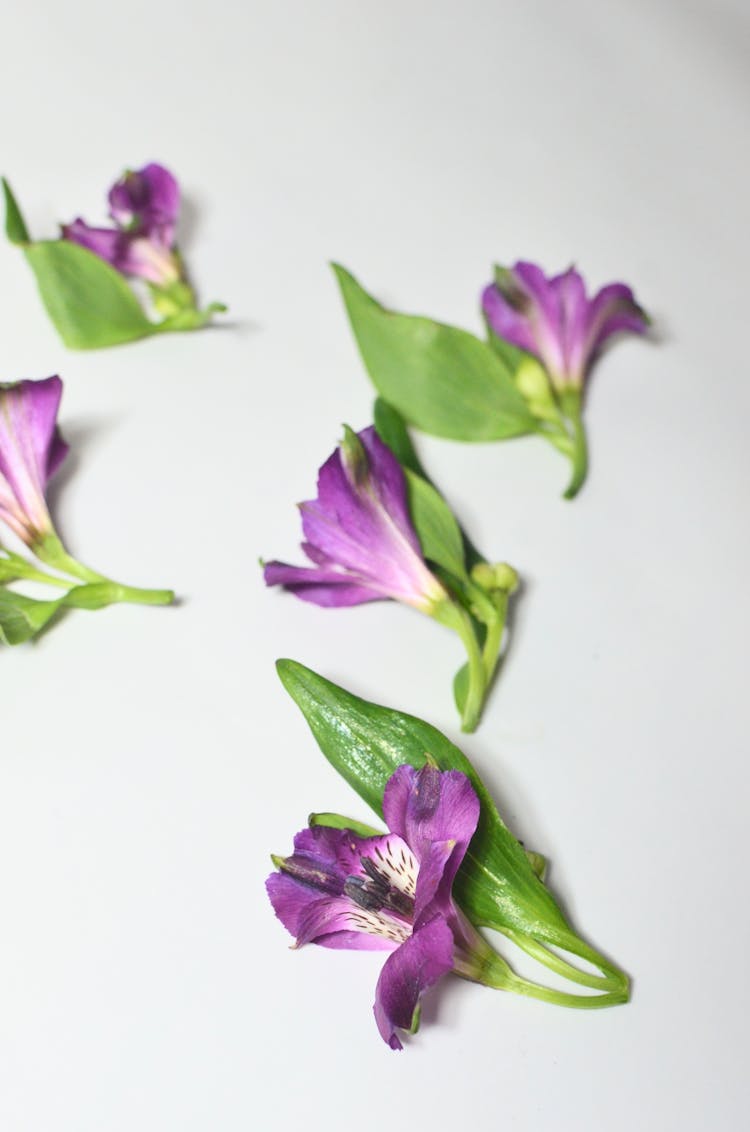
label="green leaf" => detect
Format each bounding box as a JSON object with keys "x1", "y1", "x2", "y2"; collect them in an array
[
  {"x1": 334, "y1": 264, "x2": 537, "y2": 442},
  {"x1": 373, "y1": 397, "x2": 425, "y2": 477},
  {"x1": 276, "y1": 658, "x2": 568, "y2": 939},
  {"x1": 21, "y1": 240, "x2": 155, "y2": 349},
  {"x1": 0, "y1": 590, "x2": 63, "y2": 645},
  {"x1": 2, "y1": 178, "x2": 30, "y2": 243},
  {"x1": 404, "y1": 468, "x2": 468, "y2": 581}
]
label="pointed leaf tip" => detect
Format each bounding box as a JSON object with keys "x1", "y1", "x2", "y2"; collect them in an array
[{"x1": 3, "y1": 178, "x2": 30, "y2": 244}]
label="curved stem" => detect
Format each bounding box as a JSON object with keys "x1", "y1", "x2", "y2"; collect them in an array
[
  {"x1": 469, "y1": 946, "x2": 629, "y2": 1009},
  {"x1": 502, "y1": 928, "x2": 614, "y2": 991}
]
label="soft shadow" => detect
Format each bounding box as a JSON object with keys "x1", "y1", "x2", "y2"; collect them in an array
[
  {"x1": 178, "y1": 193, "x2": 202, "y2": 253},
  {"x1": 46, "y1": 416, "x2": 120, "y2": 532}
]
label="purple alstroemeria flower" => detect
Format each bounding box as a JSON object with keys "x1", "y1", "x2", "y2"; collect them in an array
[
  {"x1": 482, "y1": 261, "x2": 648, "y2": 390},
  {"x1": 62, "y1": 163, "x2": 181, "y2": 286},
  {"x1": 267, "y1": 764, "x2": 489, "y2": 1050},
  {"x1": 264, "y1": 426, "x2": 447, "y2": 613},
  {"x1": 0, "y1": 376, "x2": 68, "y2": 546}
]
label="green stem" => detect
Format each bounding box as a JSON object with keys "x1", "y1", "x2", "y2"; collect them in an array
[
  {"x1": 473, "y1": 949, "x2": 629, "y2": 1009},
  {"x1": 481, "y1": 594, "x2": 507, "y2": 686},
  {"x1": 34, "y1": 536, "x2": 174, "y2": 608},
  {"x1": 560, "y1": 390, "x2": 588, "y2": 499},
  {"x1": 33, "y1": 535, "x2": 106, "y2": 584},
  {"x1": 63, "y1": 582, "x2": 174, "y2": 609},
  {"x1": 436, "y1": 600, "x2": 487, "y2": 733},
  {"x1": 501, "y1": 928, "x2": 614, "y2": 991}
]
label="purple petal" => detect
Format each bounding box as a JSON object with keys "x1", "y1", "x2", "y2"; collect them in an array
[
  {"x1": 266, "y1": 876, "x2": 395, "y2": 952},
  {"x1": 0, "y1": 376, "x2": 65, "y2": 541},
  {"x1": 268, "y1": 427, "x2": 444, "y2": 611},
  {"x1": 267, "y1": 827, "x2": 415, "y2": 951},
  {"x1": 383, "y1": 765, "x2": 480, "y2": 909},
  {"x1": 108, "y1": 162, "x2": 180, "y2": 245},
  {"x1": 511, "y1": 261, "x2": 567, "y2": 377},
  {"x1": 481, "y1": 282, "x2": 538, "y2": 356},
  {"x1": 116, "y1": 235, "x2": 180, "y2": 285},
  {"x1": 62, "y1": 219, "x2": 123, "y2": 267},
  {"x1": 584, "y1": 282, "x2": 649, "y2": 361},
  {"x1": 550, "y1": 268, "x2": 589, "y2": 381},
  {"x1": 373, "y1": 915, "x2": 454, "y2": 1050},
  {"x1": 356, "y1": 427, "x2": 420, "y2": 551},
  {"x1": 263, "y1": 559, "x2": 382, "y2": 607}
]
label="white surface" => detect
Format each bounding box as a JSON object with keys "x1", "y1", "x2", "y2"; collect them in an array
[{"x1": 1, "y1": 1, "x2": 748, "y2": 1128}]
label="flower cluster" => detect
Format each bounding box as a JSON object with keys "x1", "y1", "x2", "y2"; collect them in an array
[{"x1": 2, "y1": 163, "x2": 225, "y2": 348}]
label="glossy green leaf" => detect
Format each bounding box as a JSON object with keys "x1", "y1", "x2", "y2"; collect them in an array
[
  {"x1": 277, "y1": 658, "x2": 567, "y2": 938},
  {"x1": 2, "y1": 178, "x2": 29, "y2": 243},
  {"x1": 22, "y1": 240, "x2": 155, "y2": 349},
  {"x1": 0, "y1": 590, "x2": 63, "y2": 644},
  {"x1": 404, "y1": 468, "x2": 467, "y2": 581},
  {"x1": 334, "y1": 264, "x2": 537, "y2": 441}
]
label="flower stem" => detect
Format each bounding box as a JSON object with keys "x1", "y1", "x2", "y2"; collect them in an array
[
  {"x1": 62, "y1": 582, "x2": 174, "y2": 610},
  {"x1": 560, "y1": 390, "x2": 588, "y2": 499},
  {"x1": 34, "y1": 534, "x2": 106, "y2": 584},
  {"x1": 34, "y1": 535, "x2": 174, "y2": 607},
  {"x1": 453, "y1": 607, "x2": 487, "y2": 733},
  {"x1": 480, "y1": 594, "x2": 507, "y2": 686},
  {"x1": 435, "y1": 600, "x2": 487, "y2": 733},
  {"x1": 472, "y1": 947, "x2": 629, "y2": 1009}
]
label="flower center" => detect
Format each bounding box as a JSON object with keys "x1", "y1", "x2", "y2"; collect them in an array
[{"x1": 344, "y1": 855, "x2": 415, "y2": 919}]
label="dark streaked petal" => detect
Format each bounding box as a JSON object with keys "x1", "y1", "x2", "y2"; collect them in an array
[
  {"x1": 266, "y1": 877, "x2": 396, "y2": 952},
  {"x1": 481, "y1": 282, "x2": 537, "y2": 355},
  {"x1": 383, "y1": 765, "x2": 480, "y2": 902},
  {"x1": 356, "y1": 426, "x2": 420, "y2": 553},
  {"x1": 373, "y1": 915, "x2": 455, "y2": 1050}
]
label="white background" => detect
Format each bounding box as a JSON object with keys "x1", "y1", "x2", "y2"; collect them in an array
[{"x1": 1, "y1": 1, "x2": 748, "y2": 1128}]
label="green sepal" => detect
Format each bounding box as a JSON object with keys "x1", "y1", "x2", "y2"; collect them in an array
[
  {"x1": 334, "y1": 264, "x2": 537, "y2": 442},
  {"x1": 524, "y1": 849, "x2": 548, "y2": 881},
  {"x1": 276, "y1": 659, "x2": 629, "y2": 1000},
  {"x1": 308, "y1": 812, "x2": 382, "y2": 838}
]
